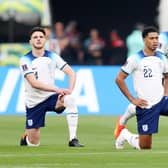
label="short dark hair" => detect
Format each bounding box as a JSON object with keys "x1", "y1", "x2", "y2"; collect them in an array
[
  {"x1": 142, "y1": 26, "x2": 158, "y2": 38},
  {"x1": 29, "y1": 27, "x2": 46, "y2": 37}
]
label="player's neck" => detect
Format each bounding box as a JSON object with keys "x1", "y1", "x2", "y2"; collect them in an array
[
  {"x1": 32, "y1": 48, "x2": 45, "y2": 57},
  {"x1": 143, "y1": 48, "x2": 155, "y2": 56}
]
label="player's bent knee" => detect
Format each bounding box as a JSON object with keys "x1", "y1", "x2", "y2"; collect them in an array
[
  {"x1": 64, "y1": 95, "x2": 78, "y2": 113},
  {"x1": 64, "y1": 95, "x2": 76, "y2": 107},
  {"x1": 55, "y1": 106, "x2": 66, "y2": 114},
  {"x1": 139, "y1": 134, "x2": 152, "y2": 149},
  {"x1": 140, "y1": 144, "x2": 152, "y2": 149}
]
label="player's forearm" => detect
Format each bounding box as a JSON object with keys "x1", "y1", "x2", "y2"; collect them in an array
[
  {"x1": 68, "y1": 76, "x2": 76, "y2": 91},
  {"x1": 63, "y1": 64, "x2": 76, "y2": 91},
  {"x1": 31, "y1": 80, "x2": 58, "y2": 92},
  {"x1": 26, "y1": 74, "x2": 58, "y2": 92},
  {"x1": 66, "y1": 70, "x2": 76, "y2": 91}
]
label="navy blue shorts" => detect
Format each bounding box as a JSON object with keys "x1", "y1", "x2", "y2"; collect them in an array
[
  {"x1": 136, "y1": 96, "x2": 168, "y2": 134},
  {"x1": 25, "y1": 94, "x2": 65, "y2": 129}
]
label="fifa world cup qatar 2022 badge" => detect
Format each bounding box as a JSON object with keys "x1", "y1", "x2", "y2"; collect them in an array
[{"x1": 22, "y1": 64, "x2": 28, "y2": 71}]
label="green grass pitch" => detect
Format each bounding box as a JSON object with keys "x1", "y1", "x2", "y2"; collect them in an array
[{"x1": 0, "y1": 115, "x2": 168, "y2": 168}]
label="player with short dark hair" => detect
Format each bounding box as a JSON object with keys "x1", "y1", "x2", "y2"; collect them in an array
[
  {"x1": 115, "y1": 26, "x2": 168, "y2": 149},
  {"x1": 19, "y1": 26, "x2": 84, "y2": 147},
  {"x1": 114, "y1": 28, "x2": 168, "y2": 141}
]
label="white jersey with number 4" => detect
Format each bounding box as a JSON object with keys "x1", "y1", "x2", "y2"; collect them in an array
[
  {"x1": 20, "y1": 50, "x2": 67, "y2": 108},
  {"x1": 121, "y1": 50, "x2": 168, "y2": 108}
]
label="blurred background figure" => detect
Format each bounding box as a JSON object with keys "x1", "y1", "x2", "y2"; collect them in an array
[
  {"x1": 65, "y1": 20, "x2": 85, "y2": 65},
  {"x1": 84, "y1": 28, "x2": 106, "y2": 65},
  {"x1": 158, "y1": 31, "x2": 168, "y2": 56},
  {"x1": 158, "y1": 0, "x2": 168, "y2": 32},
  {"x1": 126, "y1": 23, "x2": 145, "y2": 57},
  {"x1": 54, "y1": 21, "x2": 66, "y2": 39},
  {"x1": 53, "y1": 22, "x2": 71, "y2": 63},
  {"x1": 52, "y1": 21, "x2": 80, "y2": 65},
  {"x1": 0, "y1": 0, "x2": 161, "y2": 66},
  {"x1": 110, "y1": 30, "x2": 125, "y2": 48},
  {"x1": 107, "y1": 29, "x2": 126, "y2": 65},
  {"x1": 65, "y1": 20, "x2": 82, "y2": 48},
  {"x1": 43, "y1": 25, "x2": 61, "y2": 54},
  {"x1": 53, "y1": 21, "x2": 68, "y2": 55}
]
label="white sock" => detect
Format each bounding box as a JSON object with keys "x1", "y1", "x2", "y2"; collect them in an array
[
  {"x1": 26, "y1": 136, "x2": 40, "y2": 147},
  {"x1": 120, "y1": 104, "x2": 136, "y2": 125},
  {"x1": 64, "y1": 95, "x2": 78, "y2": 141},
  {"x1": 122, "y1": 128, "x2": 140, "y2": 150},
  {"x1": 66, "y1": 113, "x2": 78, "y2": 141}
]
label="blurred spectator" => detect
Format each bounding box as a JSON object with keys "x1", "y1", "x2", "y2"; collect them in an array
[
  {"x1": 65, "y1": 20, "x2": 81, "y2": 47},
  {"x1": 126, "y1": 23, "x2": 145, "y2": 57},
  {"x1": 110, "y1": 30, "x2": 125, "y2": 48},
  {"x1": 51, "y1": 21, "x2": 85, "y2": 65},
  {"x1": 43, "y1": 25, "x2": 61, "y2": 54},
  {"x1": 65, "y1": 20, "x2": 85, "y2": 65},
  {"x1": 84, "y1": 28, "x2": 106, "y2": 65},
  {"x1": 106, "y1": 30, "x2": 127, "y2": 65},
  {"x1": 54, "y1": 21, "x2": 66, "y2": 39},
  {"x1": 158, "y1": 31, "x2": 168, "y2": 55},
  {"x1": 53, "y1": 21, "x2": 67, "y2": 53}
]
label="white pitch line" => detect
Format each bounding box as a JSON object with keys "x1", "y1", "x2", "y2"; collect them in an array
[{"x1": 0, "y1": 150, "x2": 168, "y2": 157}]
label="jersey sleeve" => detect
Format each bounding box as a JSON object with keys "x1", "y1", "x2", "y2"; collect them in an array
[
  {"x1": 121, "y1": 55, "x2": 138, "y2": 74},
  {"x1": 54, "y1": 53, "x2": 67, "y2": 70},
  {"x1": 20, "y1": 56, "x2": 33, "y2": 77}
]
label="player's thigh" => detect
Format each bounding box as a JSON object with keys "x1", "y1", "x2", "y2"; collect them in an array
[
  {"x1": 26, "y1": 105, "x2": 46, "y2": 128},
  {"x1": 136, "y1": 106, "x2": 160, "y2": 134},
  {"x1": 45, "y1": 94, "x2": 65, "y2": 113},
  {"x1": 139, "y1": 134, "x2": 152, "y2": 149}
]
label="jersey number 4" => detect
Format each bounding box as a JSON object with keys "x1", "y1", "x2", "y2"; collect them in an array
[{"x1": 34, "y1": 71, "x2": 38, "y2": 79}]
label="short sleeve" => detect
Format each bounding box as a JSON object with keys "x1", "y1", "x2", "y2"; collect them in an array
[
  {"x1": 121, "y1": 55, "x2": 138, "y2": 74},
  {"x1": 20, "y1": 56, "x2": 33, "y2": 77},
  {"x1": 51, "y1": 52, "x2": 67, "y2": 70}
]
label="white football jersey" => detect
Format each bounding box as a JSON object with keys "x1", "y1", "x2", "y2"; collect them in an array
[
  {"x1": 20, "y1": 50, "x2": 67, "y2": 108},
  {"x1": 122, "y1": 50, "x2": 168, "y2": 107}
]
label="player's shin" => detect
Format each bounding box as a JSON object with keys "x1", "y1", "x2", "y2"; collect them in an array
[
  {"x1": 120, "y1": 104, "x2": 136, "y2": 125},
  {"x1": 64, "y1": 95, "x2": 78, "y2": 140}
]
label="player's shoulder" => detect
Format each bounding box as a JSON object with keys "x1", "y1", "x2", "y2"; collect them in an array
[
  {"x1": 44, "y1": 50, "x2": 60, "y2": 58},
  {"x1": 155, "y1": 50, "x2": 167, "y2": 60},
  {"x1": 128, "y1": 50, "x2": 144, "y2": 62},
  {"x1": 20, "y1": 51, "x2": 33, "y2": 62},
  {"x1": 155, "y1": 50, "x2": 164, "y2": 56}
]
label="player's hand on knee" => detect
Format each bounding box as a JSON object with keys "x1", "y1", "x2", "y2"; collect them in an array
[{"x1": 56, "y1": 88, "x2": 71, "y2": 95}]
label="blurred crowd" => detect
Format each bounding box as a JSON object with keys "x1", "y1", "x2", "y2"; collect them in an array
[
  {"x1": 0, "y1": 20, "x2": 146, "y2": 66},
  {"x1": 43, "y1": 21, "x2": 145, "y2": 66}
]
